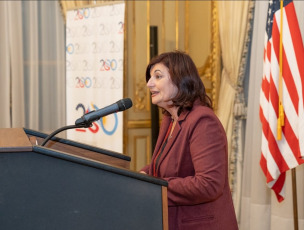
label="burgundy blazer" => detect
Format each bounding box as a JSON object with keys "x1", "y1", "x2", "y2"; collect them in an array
[{"x1": 141, "y1": 102, "x2": 238, "y2": 230}]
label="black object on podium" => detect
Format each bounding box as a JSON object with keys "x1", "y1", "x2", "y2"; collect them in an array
[{"x1": 0, "y1": 128, "x2": 168, "y2": 230}]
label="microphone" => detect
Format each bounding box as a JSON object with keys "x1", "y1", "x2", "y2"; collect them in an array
[{"x1": 75, "y1": 98, "x2": 133, "y2": 126}]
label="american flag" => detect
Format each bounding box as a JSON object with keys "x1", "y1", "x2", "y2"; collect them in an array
[{"x1": 259, "y1": 0, "x2": 304, "y2": 202}]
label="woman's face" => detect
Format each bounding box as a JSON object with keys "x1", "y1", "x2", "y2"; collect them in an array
[{"x1": 147, "y1": 63, "x2": 178, "y2": 109}]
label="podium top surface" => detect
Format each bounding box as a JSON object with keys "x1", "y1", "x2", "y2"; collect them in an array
[
  {"x1": 24, "y1": 128, "x2": 131, "y2": 161},
  {"x1": 0, "y1": 128, "x2": 32, "y2": 152}
]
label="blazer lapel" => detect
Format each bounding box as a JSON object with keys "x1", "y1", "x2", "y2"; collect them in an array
[
  {"x1": 155, "y1": 110, "x2": 190, "y2": 171},
  {"x1": 159, "y1": 122, "x2": 181, "y2": 157},
  {"x1": 153, "y1": 115, "x2": 171, "y2": 156}
]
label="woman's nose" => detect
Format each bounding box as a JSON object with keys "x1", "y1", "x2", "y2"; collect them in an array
[{"x1": 147, "y1": 77, "x2": 153, "y2": 87}]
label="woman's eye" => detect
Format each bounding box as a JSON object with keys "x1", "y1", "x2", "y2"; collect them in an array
[{"x1": 155, "y1": 75, "x2": 162, "y2": 79}]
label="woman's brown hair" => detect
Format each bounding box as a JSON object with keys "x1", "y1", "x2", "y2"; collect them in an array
[{"x1": 146, "y1": 51, "x2": 212, "y2": 114}]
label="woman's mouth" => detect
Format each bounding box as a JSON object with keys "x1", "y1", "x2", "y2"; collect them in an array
[{"x1": 151, "y1": 91, "x2": 159, "y2": 97}]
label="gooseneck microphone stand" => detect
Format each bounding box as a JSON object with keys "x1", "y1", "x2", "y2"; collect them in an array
[
  {"x1": 40, "y1": 98, "x2": 133, "y2": 147},
  {"x1": 40, "y1": 123, "x2": 90, "y2": 147}
]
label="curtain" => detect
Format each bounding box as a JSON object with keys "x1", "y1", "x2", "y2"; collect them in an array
[
  {"x1": 0, "y1": 1, "x2": 65, "y2": 134},
  {"x1": 240, "y1": 1, "x2": 304, "y2": 229},
  {"x1": 229, "y1": 1, "x2": 255, "y2": 222},
  {"x1": 0, "y1": 1, "x2": 25, "y2": 128},
  {"x1": 216, "y1": 0, "x2": 252, "y2": 222},
  {"x1": 217, "y1": 1, "x2": 250, "y2": 131}
]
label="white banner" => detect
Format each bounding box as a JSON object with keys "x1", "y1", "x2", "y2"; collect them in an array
[{"x1": 66, "y1": 2, "x2": 125, "y2": 152}]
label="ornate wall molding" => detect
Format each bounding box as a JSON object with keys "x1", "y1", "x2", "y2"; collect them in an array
[{"x1": 197, "y1": 1, "x2": 221, "y2": 111}]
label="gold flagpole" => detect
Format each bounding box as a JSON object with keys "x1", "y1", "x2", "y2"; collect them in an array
[
  {"x1": 278, "y1": 0, "x2": 284, "y2": 140},
  {"x1": 292, "y1": 168, "x2": 299, "y2": 230}
]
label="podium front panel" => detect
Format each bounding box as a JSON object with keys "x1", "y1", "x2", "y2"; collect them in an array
[{"x1": 0, "y1": 149, "x2": 166, "y2": 230}]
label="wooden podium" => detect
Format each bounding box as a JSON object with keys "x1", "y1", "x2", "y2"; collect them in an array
[{"x1": 0, "y1": 128, "x2": 168, "y2": 230}]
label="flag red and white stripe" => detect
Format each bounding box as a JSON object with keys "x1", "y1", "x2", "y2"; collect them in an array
[{"x1": 259, "y1": 0, "x2": 304, "y2": 202}]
